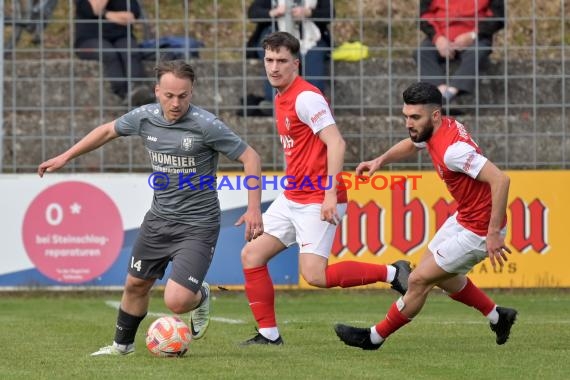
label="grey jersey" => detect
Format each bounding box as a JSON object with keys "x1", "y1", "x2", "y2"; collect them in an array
[{"x1": 115, "y1": 103, "x2": 248, "y2": 226}]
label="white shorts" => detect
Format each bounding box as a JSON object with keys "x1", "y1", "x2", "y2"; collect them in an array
[
  {"x1": 427, "y1": 213, "x2": 507, "y2": 274},
  {"x1": 263, "y1": 193, "x2": 347, "y2": 258}
]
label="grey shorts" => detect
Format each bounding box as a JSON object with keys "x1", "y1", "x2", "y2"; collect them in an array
[{"x1": 128, "y1": 211, "x2": 220, "y2": 292}]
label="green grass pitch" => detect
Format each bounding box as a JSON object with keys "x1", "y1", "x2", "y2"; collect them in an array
[{"x1": 1, "y1": 289, "x2": 569, "y2": 379}]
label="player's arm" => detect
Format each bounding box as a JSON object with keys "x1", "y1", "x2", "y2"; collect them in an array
[
  {"x1": 294, "y1": 91, "x2": 344, "y2": 224},
  {"x1": 318, "y1": 124, "x2": 345, "y2": 225},
  {"x1": 476, "y1": 160, "x2": 511, "y2": 268},
  {"x1": 235, "y1": 146, "x2": 263, "y2": 241},
  {"x1": 356, "y1": 138, "x2": 419, "y2": 176},
  {"x1": 38, "y1": 121, "x2": 119, "y2": 177}
]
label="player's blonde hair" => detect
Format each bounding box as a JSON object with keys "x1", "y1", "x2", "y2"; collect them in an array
[{"x1": 154, "y1": 60, "x2": 196, "y2": 84}]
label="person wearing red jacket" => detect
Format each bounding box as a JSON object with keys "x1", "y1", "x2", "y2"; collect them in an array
[{"x1": 415, "y1": 0, "x2": 505, "y2": 108}]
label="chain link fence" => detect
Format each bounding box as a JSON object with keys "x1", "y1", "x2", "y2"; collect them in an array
[{"x1": 2, "y1": 0, "x2": 569, "y2": 173}]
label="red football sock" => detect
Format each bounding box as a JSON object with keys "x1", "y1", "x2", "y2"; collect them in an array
[
  {"x1": 448, "y1": 277, "x2": 496, "y2": 316},
  {"x1": 325, "y1": 261, "x2": 388, "y2": 288},
  {"x1": 374, "y1": 301, "x2": 411, "y2": 338},
  {"x1": 243, "y1": 265, "x2": 276, "y2": 328}
]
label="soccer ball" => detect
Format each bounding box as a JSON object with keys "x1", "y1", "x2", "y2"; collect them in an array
[{"x1": 145, "y1": 316, "x2": 192, "y2": 357}]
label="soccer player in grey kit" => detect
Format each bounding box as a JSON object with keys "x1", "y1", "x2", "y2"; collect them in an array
[{"x1": 38, "y1": 60, "x2": 264, "y2": 356}]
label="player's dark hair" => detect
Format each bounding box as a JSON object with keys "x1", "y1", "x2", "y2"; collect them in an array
[
  {"x1": 403, "y1": 82, "x2": 442, "y2": 108},
  {"x1": 154, "y1": 60, "x2": 196, "y2": 83},
  {"x1": 262, "y1": 31, "x2": 300, "y2": 58}
]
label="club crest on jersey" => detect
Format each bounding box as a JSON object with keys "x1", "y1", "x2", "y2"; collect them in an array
[
  {"x1": 182, "y1": 136, "x2": 193, "y2": 151},
  {"x1": 285, "y1": 116, "x2": 291, "y2": 130}
]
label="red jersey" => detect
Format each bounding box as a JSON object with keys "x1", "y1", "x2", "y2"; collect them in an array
[
  {"x1": 415, "y1": 117, "x2": 505, "y2": 235},
  {"x1": 275, "y1": 76, "x2": 347, "y2": 204},
  {"x1": 421, "y1": 0, "x2": 493, "y2": 42}
]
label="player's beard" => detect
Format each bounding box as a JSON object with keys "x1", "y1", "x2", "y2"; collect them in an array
[{"x1": 409, "y1": 121, "x2": 434, "y2": 143}]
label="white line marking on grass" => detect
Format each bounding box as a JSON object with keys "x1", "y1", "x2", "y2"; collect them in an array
[
  {"x1": 104, "y1": 300, "x2": 245, "y2": 324},
  {"x1": 212, "y1": 317, "x2": 245, "y2": 325}
]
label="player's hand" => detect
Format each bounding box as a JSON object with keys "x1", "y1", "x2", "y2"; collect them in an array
[
  {"x1": 106, "y1": 11, "x2": 136, "y2": 25},
  {"x1": 235, "y1": 208, "x2": 264, "y2": 242},
  {"x1": 320, "y1": 192, "x2": 340, "y2": 225},
  {"x1": 356, "y1": 158, "x2": 381, "y2": 177},
  {"x1": 452, "y1": 32, "x2": 476, "y2": 51},
  {"x1": 37, "y1": 156, "x2": 67, "y2": 177},
  {"x1": 435, "y1": 36, "x2": 455, "y2": 59},
  {"x1": 486, "y1": 232, "x2": 512, "y2": 269},
  {"x1": 269, "y1": 4, "x2": 286, "y2": 18}
]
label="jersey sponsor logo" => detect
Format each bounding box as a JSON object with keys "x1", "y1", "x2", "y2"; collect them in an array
[
  {"x1": 148, "y1": 151, "x2": 196, "y2": 167},
  {"x1": 463, "y1": 152, "x2": 476, "y2": 172},
  {"x1": 147, "y1": 135, "x2": 158, "y2": 142},
  {"x1": 310, "y1": 109, "x2": 327, "y2": 124},
  {"x1": 280, "y1": 134, "x2": 294, "y2": 149},
  {"x1": 182, "y1": 136, "x2": 193, "y2": 151}
]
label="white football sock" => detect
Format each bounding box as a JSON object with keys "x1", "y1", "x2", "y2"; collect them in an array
[
  {"x1": 486, "y1": 306, "x2": 499, "y2": 324},
  {"x1": 259, "y1": 327, "x2": 280, "y2": 341},
  {"x1": 370, "y1": 326, "x2": 384, "y2": 345},
  {"x1": 386, "y1": 265, "x2": 397, "y2": 283}
]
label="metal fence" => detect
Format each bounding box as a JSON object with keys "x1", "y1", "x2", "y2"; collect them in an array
[{"x1": 1, "y1": 0, "x2": 569, "y2": 173}]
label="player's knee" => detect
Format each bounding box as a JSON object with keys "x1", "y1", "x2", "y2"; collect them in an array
[
  {"x1": 124, "y1": 276, "x2": 152, "y2": 297},
  {"x1": 163, "y1": 285, "x2": 201, "y2": 314},
  {"x1": 164, "y1": 295, "x2": 195, "y2": 315},
  {"x1": 165, "y1": 299, "x2": 188, "y2": 315},
  {"x1": 407, "y1": 271, "x2": 432, "y2": 296},
  {"x1": 240, "y1": 245, "x2": 250, "y2": 265},
  {"x1": 241, "y1": 244, "x2": 259, "y2": 268},
  {"x1": 301, "y1": 270, "x2": 326, "y2": 288}
]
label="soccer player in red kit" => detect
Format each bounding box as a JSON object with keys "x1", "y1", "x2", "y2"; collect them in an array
[
  {"x1": 240, "y1": 31, "x2": 412, "y2": 345},
  {"x1": 334, "y1": 82, "x2": 517, "y2": 350}
]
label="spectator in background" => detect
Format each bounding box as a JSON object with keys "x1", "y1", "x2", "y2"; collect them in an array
[
  {"x1": 246, "y1": 0, "x2": 334, "y2": 113},
  {"x1": 415, "y1": 0, "x2": 505, "y2": 109},
  {"x1": 74, "y1": 0, "x2": 155, "y2": 106}
]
